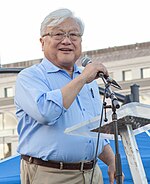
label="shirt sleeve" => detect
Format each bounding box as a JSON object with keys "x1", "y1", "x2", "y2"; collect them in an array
[
  {"x1": 15, "y1": 69, "x2": 66, "y2": 125},
  {"x1": 96, "y1": 138, "x2": 110, "y2": 155},
  {"x1": 104, "y1": 139, "x2": 110, "y2": 146}
]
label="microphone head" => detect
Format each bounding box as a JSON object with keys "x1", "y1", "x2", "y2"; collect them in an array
[
  {"x1": 81, "y1": 56, "x2": 91, "y2": 67},
  {"x1": 111, "y1": 80, "x2": 122, "y2": 90}
]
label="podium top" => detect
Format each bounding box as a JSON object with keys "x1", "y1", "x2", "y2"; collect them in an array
[{"x1": 64, "y1": 102, "x2": 150, "y2": 139}]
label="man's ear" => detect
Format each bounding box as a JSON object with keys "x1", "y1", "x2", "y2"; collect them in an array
[{"x1": 40, "y1": 38, "x2": 44, "y2": 51}]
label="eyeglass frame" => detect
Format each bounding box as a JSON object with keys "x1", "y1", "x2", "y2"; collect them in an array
[{"x1": 42, "y1": 32, "x2": 83, "y2": 41}]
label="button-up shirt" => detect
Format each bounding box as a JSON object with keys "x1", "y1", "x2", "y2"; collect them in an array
[{"x1": 15, "y1": 58, "x2": 108, "y2": 162}]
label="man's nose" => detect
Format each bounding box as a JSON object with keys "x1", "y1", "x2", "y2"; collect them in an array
[{"x1": 61, "y1": 34, "x2": 72, "y2": 43}]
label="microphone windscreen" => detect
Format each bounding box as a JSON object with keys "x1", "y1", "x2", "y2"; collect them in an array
[{"x1": 81, "y1": 56, "x2": 91, "y2": 67}]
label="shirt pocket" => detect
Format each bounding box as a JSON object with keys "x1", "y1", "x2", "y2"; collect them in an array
[{"x1": 79, "y1": 84, "x2": 102, "y2": 117}]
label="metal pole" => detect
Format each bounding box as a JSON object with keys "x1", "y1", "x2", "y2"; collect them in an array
[
  {"x1": 0, "y1": 68, "x2": 23, "y2": 73},
  {"x1": 112, "y1": 110, "x2": 122, "y2": 184},
  {"x1": 130, "y1": 84, "x2": 140, "y2": 102}
]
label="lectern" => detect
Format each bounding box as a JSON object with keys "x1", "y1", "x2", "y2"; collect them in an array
[{"x1": 65, "y1": 102, "x2": 150, "y2": 184}]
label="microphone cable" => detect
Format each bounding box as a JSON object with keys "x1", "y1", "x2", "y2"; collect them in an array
[{"x1": 90, "y1": 88, "x2": 107, "y2": 184}]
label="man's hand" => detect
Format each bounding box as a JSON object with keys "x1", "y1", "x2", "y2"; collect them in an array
[
  {"x1": 108, "y1": 163, "x2": 125, "y2": 184},
  {"x1": 108, "y1": 161, "x2": 116, "y2": 184},
  {"x1": 81, "y1": 62, "x2": 109, "y2": 83},
  {"x1": 99, "y1": 144, "x2": 125, "y2": 183}
]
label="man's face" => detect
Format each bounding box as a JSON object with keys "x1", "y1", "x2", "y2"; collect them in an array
[{"x1": 40, "y1": 18, "x2": 82, "y2": 68}]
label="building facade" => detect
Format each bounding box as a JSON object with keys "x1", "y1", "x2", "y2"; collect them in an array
[{"x1": 0, "y1": 42, "x2": 150, "y2": 159}]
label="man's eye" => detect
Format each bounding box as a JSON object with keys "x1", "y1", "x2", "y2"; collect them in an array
[
  {"x1": 70, "y1": 33, "x2": 78, "y2": 37},
  {"x1": 55, "y1": 33, "x2": 64, "y2": 36}
]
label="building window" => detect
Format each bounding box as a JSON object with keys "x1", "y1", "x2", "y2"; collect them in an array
[
  {"x1": 122, "y1": 70, "x2": 132, "y2": 81},
  {"x1": 3, "y1": 113, "x2": 17, "y2": 130},
  {"x1": 0, "y1": 143, "x2": 11, "y2": 159},
  {"x1": 4, "y1": 87, "x2": 14, "y2": 97},
  {"x1": 141, "y1": 67, "x2": 150, "y2": 78},
  {"x1": 0, "y1": 113, "x2": 3, "y2": 130},
  {"x1": 0, "y1": 112, "x2": 17, "y2": 130}
]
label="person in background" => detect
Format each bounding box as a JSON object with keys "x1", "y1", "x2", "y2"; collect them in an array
[{"x1": 15, "y1": 8, "x2": 124, "y2": 184}]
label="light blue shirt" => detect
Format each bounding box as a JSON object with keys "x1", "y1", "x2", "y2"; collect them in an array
[{"x1": 15, "y1": 58, "x2": 108, "y2": 162}]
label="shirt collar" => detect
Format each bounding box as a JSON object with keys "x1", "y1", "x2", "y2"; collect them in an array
[{"x1": 41, "y1": 58, "x2": 82, "y2": 74}]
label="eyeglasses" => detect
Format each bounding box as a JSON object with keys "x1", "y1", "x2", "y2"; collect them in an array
[{"x1": 42, "y1": 32, "x2": 82, "y2": 41}]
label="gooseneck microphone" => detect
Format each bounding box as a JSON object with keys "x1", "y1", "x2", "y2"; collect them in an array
[{"x1": 81, "y1": 56, "x2": 121, "y2": 90}]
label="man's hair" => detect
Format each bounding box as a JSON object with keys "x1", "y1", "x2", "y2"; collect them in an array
[{"x1": 40, "y1": 8, "x2": 84, "y2": 36}]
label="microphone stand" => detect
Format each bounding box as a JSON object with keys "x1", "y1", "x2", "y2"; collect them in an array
[{"x1": 101, "y1": 76, "x2": 123, "y2": 184}]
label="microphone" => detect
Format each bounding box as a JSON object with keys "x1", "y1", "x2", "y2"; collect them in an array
[{"x1": 81, "y1": 56, "x2": 122, "y2": 90}]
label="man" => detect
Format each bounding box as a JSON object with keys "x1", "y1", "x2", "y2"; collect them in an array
[{"x1": 15, "y1": 8, "x2": 122, "y2": 184}]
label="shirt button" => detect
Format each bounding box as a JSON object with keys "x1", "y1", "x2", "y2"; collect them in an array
[
  {"x1": 89, "y1": 140, "x2": 91, "y2": 143},
  {"x1": 83, "y1": 108, "x2": 85, "y2": 111}
]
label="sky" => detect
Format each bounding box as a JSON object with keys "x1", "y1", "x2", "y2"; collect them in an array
[{"x1": 0, "y1": 0, "x2": 150, "y2": 65}]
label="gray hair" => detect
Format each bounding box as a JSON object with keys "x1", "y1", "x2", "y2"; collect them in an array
[{"x1": 40, "y1": 8, "x2": 84, "y2": 36}]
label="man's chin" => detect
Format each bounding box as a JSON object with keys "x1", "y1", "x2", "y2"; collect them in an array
[
  {"x1": 59, "y1": 56, "x2": 75, "y2": 64},
  {"x1": 62, "y1": 61, "x2": 75, "y2": 67}
]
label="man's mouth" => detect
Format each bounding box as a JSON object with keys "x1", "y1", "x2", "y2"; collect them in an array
[{"x1": 59, "y1": 48, "x2": 73, "y2": 52}]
